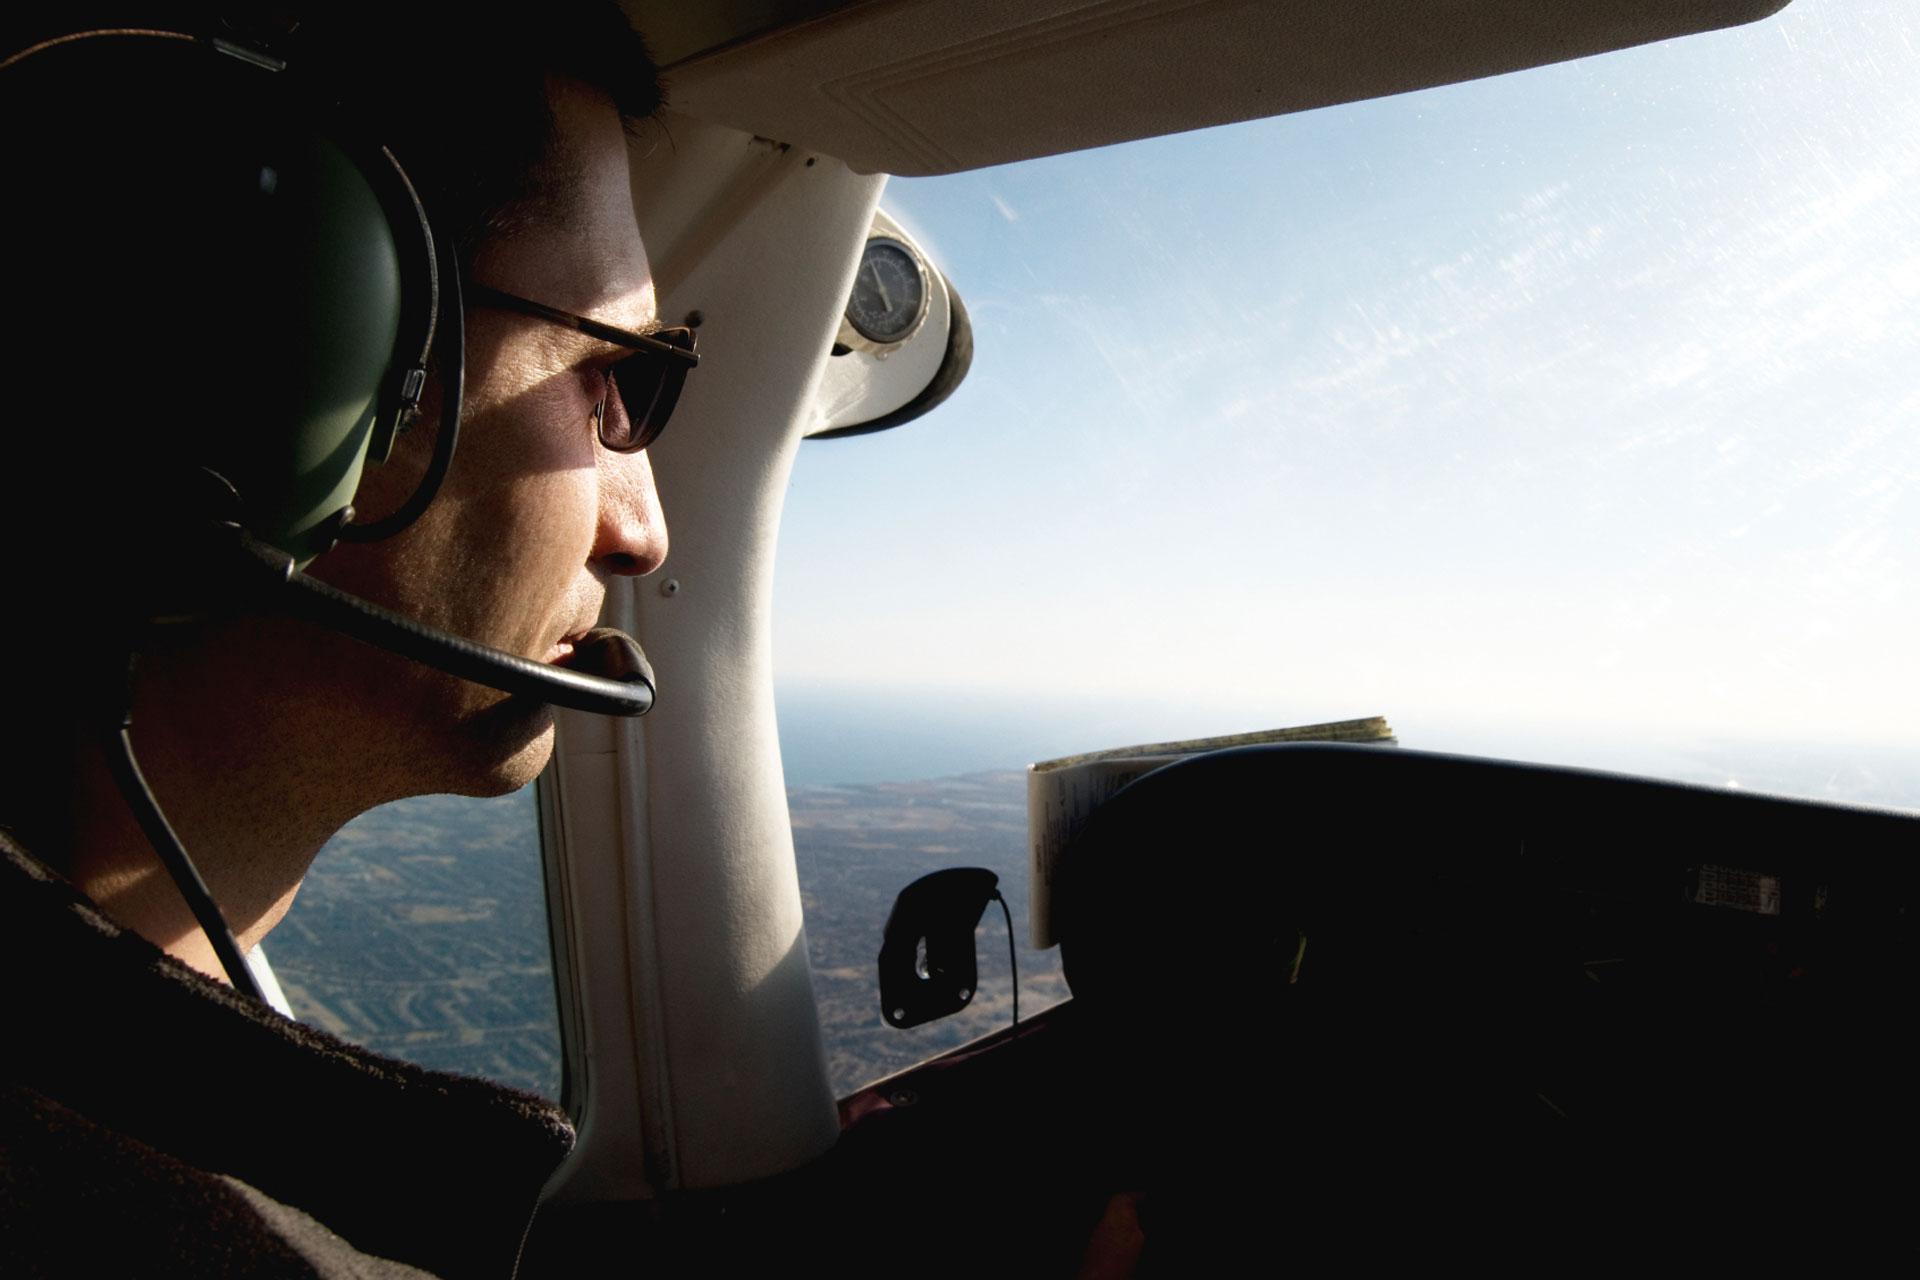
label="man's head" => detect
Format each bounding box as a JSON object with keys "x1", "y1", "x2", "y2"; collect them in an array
[
  {"x1": 302, "y1": 71, "x2": 672, "y2": 797},
  {"x1": 1, "y1": 5, "x2": 670, "y2": 878}
]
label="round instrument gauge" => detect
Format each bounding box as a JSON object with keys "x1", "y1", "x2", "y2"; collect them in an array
[{"x1": 844, "y1": 236, "x2": 929, "y2": 346}]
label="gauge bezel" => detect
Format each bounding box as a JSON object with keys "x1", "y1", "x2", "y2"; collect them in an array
[{"x1": 840, "y1": 234, "x2": 931, "y2": 352}]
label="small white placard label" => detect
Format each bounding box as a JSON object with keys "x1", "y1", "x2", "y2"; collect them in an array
[{"x1": 1694, "y1": 864, "x2": 1782, "y2": 916}]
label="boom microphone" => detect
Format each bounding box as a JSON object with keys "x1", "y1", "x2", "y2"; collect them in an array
[{"x1": 236, "y1": 529, "x2": 656, "y2": 716}]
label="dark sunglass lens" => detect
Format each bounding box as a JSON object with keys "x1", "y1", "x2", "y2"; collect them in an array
[
  {"x1": 596, "y1": 365, "x2": 639, "y2": 451},
  {"x1": 598, "y1": 359, "x2": 661, "y2": 452},
  {"x1": 599, "y1": 334, "x2": 694, "y2": 452}
]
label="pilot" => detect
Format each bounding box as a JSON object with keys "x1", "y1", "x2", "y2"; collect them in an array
[{"x1": 0, "y1": 5, "x2": 676, "y2": 1275}]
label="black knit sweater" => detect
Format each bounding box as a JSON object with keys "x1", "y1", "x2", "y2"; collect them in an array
[{"x1": 0, "y1": 833, "x2": 574, "y2": 1279}]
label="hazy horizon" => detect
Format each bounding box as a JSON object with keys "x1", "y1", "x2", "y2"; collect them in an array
[
  {"x1": 775, "y1": 0, "x2": 1919, "y2": 759},
  {"x1": 774, "y1": 677, "x2": 1920, "y2": 812}
]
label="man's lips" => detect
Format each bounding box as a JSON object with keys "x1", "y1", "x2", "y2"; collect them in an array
[
  {"x1": 544, "y1": 625, "x2": 600, "y2": 665},
  {"x1": 552, "y1": 628, "x2": 656, "y2": 688}
]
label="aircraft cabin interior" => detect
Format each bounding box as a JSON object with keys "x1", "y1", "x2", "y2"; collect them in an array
[
  {"x1": 8, "y1": 0, "x2": 1916, "y2": 1273},
  {"x1": 527, "y1": 0, "x2": 1916, "y2": 1269}
]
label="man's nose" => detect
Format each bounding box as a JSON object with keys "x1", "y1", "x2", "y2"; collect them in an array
[{"x1": 593, "y1": 448, "x2": 668, "y2": 576}]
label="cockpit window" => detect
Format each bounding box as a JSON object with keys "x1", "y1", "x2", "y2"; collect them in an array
[
  {"x1": 779, "y1": 0, "x2": 1919, "y2": 1094},
  {"x1": 268, "y1": 786, "x2": 563, "y2": 1099}
]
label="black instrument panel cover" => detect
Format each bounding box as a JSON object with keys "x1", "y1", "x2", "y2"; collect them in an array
[{"x1": 1055, "y1": 745, "x2": 1917, "y2": 1260}]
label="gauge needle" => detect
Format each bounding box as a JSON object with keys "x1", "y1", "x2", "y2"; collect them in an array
[{"x1": 867, "y1": 262, "x2": 892, "y2": 310}]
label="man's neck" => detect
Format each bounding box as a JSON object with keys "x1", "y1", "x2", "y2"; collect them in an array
[{"x1": 63, "y1": 627, "x2": 389, "y2": 983}]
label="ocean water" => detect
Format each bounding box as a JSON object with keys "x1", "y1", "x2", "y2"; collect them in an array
[
  {"x1": 775, "y1": 681, "x2": 1920, "y2": 811},
  {"x1": 774, "y1": 685, "x2": 1145, "y2": 786}
]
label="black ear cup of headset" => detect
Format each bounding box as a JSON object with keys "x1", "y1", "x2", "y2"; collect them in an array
[
  {"x1": 2, "y1": 27, "x2": 654, "y2": 716},
  {"x1": 4, "y1": 30, "x2": 437, "y2": 565}
]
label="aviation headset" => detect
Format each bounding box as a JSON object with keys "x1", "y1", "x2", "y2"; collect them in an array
[{"x1": 1, "y1": 24, "x2": 656, "y2": 998}]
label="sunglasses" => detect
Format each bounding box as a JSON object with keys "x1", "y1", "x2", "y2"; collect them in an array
[{"x1": 467, "y1": 282, "x2": 699, "y2": 452}]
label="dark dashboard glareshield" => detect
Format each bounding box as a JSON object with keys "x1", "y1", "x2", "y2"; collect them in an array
[{"x1": 1055, "y1": 743, "x2": 1918, "y2": 1256}]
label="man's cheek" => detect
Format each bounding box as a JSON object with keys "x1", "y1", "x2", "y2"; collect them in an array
[{"x1": 526, "y1": 476, "x2": 604, "y2": 562}]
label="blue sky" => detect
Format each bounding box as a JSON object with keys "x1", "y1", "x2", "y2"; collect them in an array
[{"x1": 772, "y1": 0, "x2": 1919, "y2": 764}]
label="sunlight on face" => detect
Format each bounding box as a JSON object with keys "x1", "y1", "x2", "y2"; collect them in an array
[{"x1": 312, "y1": 80, "x2": 667, "y2": 797}]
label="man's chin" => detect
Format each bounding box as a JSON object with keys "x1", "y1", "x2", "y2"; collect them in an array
[{"x1": 449, "y1": 695, "x2": 558, "y2": 797}]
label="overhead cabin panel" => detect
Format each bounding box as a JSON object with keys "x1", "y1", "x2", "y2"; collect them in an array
[{"x1": 647, "y1": 0, "x2": 1791, "y2": 176}]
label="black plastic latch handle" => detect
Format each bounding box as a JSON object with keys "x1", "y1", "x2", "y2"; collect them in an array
[{"x1": 879, "y1": 867, "x2": 1000, "y2": 1029}]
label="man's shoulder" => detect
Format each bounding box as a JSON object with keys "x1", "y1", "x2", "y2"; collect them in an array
[
  {"x1": 2, "y1": 1079, "x2": 437, "y2": 1278},
  {"x1": 0, "y1": 830, "x2": 574, "y2": 1280}
]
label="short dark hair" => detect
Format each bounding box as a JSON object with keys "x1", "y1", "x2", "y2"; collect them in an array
[
  {"x1": 2, "y1": 2, "x2": 663, "y2": 255},
  {"x1": 293, "y1": 2, "x2": 664, "y2": 260}
]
